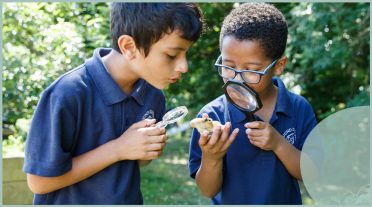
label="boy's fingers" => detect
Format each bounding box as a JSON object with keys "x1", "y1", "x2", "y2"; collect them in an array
[
  {"x1": 145, "y1": 150, "x2": 163, "y2": 160},
  {"x1": 222, "y1": 128, "x2": 239, "y2": 151},
  {"x1": 207, "y1": 126, "x2": 222, "y2": 146},
  {"x1": 245, "y1": 121, "x2": 264, "y2": 129},
  {"x1": 248, "y1": 139, "x2": 259, "y2": 147},
  {"x1": 201, "y1": 113, "x2": 209, "y2": 119},
  {"x1": 245, "y1": 128, "x2": 261, "y2": 137},
  {"x1": 133, "y1": 119, "x2": 157, "y2": 128},
  {"x1": 144, "y1": 126, "x2": 166, "y2": 136},
  {"x1": 199, "y1": 131, "x2": 209, "y2": 146},
  {"x1": 148, "y1": 134, "x2": 168, "y2": 143},
  {"x1": 247, "y1": 135, "x2": 258, "y2": 142},
  {"x1": 216, "y1": 122, "x2": 231, "y2": 147},
  {"x1": 146, "y1": 143, "x2": 166, "y2": 151}
]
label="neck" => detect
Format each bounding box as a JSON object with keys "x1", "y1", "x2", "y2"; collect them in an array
[
  {"x1": 254, "y1": 82, "x2": 278, "y2": 122},
  {"x1": 102, "y1": 50, "x2": 139, "y2": 94},
  {"x1": 259, "y1": 83, "x2": 278, "y2": 106}
]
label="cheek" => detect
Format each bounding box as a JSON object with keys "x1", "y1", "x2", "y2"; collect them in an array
[
  {"x1": 147, "y1": 58, "x2": 169, "y2": 75},
  {"x1": 261, "y1": 75, "x2": 272, "y2": 84},
  {"x1": 154, "y1": 63, "x2": 173, "y2": 78},
  {"x1": 247, "y1": 80, "x2": 268, "y2": 93},
  {"x1": 248, "y1": 84, "x2": 262, "y2": 93}
]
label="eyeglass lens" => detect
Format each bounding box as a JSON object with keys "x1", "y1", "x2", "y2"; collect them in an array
[{"x1": 218, "y1": 66, "x2": 261, "y2": 83}]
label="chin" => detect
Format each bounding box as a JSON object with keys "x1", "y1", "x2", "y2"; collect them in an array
[
  {"x1": 148, "y1": 81, "x2": 168, "y2": 90},
  {"x1": 157, "y1": 85, "x2": 168, "y2": 90}
]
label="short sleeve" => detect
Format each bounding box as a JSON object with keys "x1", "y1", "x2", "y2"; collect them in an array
[
  {"x1": 23, "y1": 88, "x2": 77, "y2": 177},
  {"x1": 188, "y1": 126, "x2": 202, "y2": 179},
  {"x1": 298, "y1": 101, "x2": 317, "y2": 150}
]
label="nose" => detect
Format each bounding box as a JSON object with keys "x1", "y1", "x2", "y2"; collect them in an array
[
  {"x1": 175, "y1": 57, "x2": 188, "y2": 73},
  {"x1": 233, "y1": 73, "x2": 243, "y2": 82}
]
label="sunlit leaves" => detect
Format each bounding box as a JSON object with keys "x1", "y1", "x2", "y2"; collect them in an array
[
  {"x1": 2, "y1": 2, "x2": 109, "y2": 124},
  {"x1": 2, "y1": 2, "x2": 369, "y2": 128}
]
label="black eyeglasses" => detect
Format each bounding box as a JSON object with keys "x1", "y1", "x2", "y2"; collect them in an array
[{"x1": 214, "y1": 55, "x2": 278, "y2": 84}]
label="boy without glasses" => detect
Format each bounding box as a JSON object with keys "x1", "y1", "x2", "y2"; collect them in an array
[
  {"x1": 189, "y1": 3, "x2": 317, "y2": 204},
  {"x1": 23, "y1": 3, "x2": 203, "y2": 204}
]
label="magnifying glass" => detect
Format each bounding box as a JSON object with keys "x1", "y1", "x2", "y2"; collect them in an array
[
  {"x1": 156, "y1": 106, "x2": 189, "y2": 128},
  {"x1": 223, "y1": 80, "x2": 262, "y2": 122}
]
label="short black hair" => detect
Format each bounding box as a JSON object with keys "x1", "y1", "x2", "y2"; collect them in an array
[
  {"x1": 110, "y1": 3, "x2": 204, "y2": 57},
  {"x1": 220, "y1": 3, "x2": 288, "y2": 60}
]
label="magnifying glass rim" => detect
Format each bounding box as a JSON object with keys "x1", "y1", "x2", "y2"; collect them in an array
[
  {"x1": 223, "y1": 80, "x2": 262, "y2": 114},
  {"x1": 162, "y1": 106, "x2": 188, "y2": 125}
]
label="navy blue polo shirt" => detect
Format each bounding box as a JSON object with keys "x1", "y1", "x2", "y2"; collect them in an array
[
  {"x1": 23, "y1": 48, "x2": 166, "y2": 204},
  {"x1": 189, "y1": 77, "x2": 317, "y2": 204}
]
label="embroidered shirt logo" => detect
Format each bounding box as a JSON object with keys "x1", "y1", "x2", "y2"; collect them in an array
[
  {"x1": 283, "y1": 128, "x2": 296, "y2": 144},
  {"x1": 142, "y1": 110, "x2": 155, "y2": 120}
]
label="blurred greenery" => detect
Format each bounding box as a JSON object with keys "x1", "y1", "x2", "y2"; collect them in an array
[
  {"x1": 140, "y1": 130, "x2": 210, "y2": 204},
  {"x1": 1, "y1": 2, "x2": 370, "y2": 205}
]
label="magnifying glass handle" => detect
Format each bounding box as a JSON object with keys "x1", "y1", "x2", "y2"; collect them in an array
[
  {"x1": 246, "y1": 113, "x2": 256, "y2": 122},
  {"x1": 155, "y1": 121, "x2": 167, "y2": 128}
]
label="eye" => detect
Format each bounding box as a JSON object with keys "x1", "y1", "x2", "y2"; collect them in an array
[
  {"x1": 166, "y1": 54, "x2": 177, "y2": 60},
  {"x1": 224, "y1": 64, "x2": 235, "y2": 69},
  {"x1": 221, "y1": 62, "x2": 236, "y2": 69},
  {"x1": 243, "y1": 67, "x2": 259, "y2": 72}
]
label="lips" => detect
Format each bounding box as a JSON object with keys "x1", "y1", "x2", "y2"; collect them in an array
[
  {"x1": 168, "y1": 78, "x2": 179, "y2": 83},
  {"x1": 169, "y1": 76, "x2": 181, "y2": 83}
]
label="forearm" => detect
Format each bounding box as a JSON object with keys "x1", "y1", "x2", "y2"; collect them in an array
[
  {"x1": 273, "y1": 138, "x2": 302, "y2": 181},
  {"x1": 195, "y1": 157, "x2": 223, "y2": 198},
  {"x1": 27, "y1": 139, "x2": 119, "y2": 194}
]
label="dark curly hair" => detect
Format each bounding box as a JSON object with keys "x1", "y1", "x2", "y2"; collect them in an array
[
  {"x1": 110, "y1": 3, "x2": 204, "y2": 57},
  {"x1": 220, "y1": 3, "x2": 288, "y2": 60}
]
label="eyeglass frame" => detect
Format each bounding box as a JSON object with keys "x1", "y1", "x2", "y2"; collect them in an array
[{"x1": 214, "y1": 55, "x2": 278, "y2": 84}]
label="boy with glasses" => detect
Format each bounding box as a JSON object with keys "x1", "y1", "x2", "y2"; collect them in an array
[{"x1": 189, "y1": 3, "x2": 317, "y2": 204}]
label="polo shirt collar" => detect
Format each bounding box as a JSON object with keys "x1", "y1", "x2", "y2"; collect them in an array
[
  {"x1": 85, "y1": 48, "x2": 146, "y2": 106},
  {"x1": 228, "y1": 77, "x2": 292, "y2": 123},
  {"x1": 130, "y1": 79, "x2": 146, "y2": 105},
  {"x1": 273, "y1": 77, "x2": 292, "y2": 117},
  {"x1": 227, "y1": 99, "x2": 246, "y2": 123}
]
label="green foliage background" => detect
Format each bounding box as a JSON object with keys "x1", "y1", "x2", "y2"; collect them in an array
[
  {"x1": 2, "y1": 2, "x2": 370, "y2": 130},
  {"x1": 1, "y1": 2, "x2": 370, "y2": 205}
]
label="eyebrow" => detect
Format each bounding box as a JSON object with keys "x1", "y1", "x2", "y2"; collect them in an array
[
  {"x1": 166, "y1": 46, "x2": 187, "y2": 51},
  {"x1": 222, "y1": 58, "x2": 263, "y2": 66}
]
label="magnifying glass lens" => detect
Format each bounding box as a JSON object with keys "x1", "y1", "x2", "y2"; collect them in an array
[
  {"x1": 226, "y1": 84, "x2": 258, "y2": 112},
  {"x1": 162, "y1": 106, "x2": 188, "y2": 125},
  {"x1": 156, "y1": 106, "x2": 188, "y2": 127}
]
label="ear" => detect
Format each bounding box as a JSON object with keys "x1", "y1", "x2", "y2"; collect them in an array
[
  {"x1": 117, "y1": 35, "x2": 137, "y2": 60},
  {"x1": 273, "y1": 56, "x2": 288, "y2": 76}
]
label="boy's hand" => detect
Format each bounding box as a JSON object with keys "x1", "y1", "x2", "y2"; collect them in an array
[
  {"x1": 114, "y1": 119, "x2": 168, "y2": 161},
  {"x1": 245, "y1": 121, "x2": 284, "y2": 151},
  {"x1": 198, "y1": 114, "x2": 239, "y2": 161}
]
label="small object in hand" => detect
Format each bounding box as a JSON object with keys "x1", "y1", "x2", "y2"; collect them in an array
[{"x1": 190, "y1": 117, "x2": 221, "y2": 134}]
